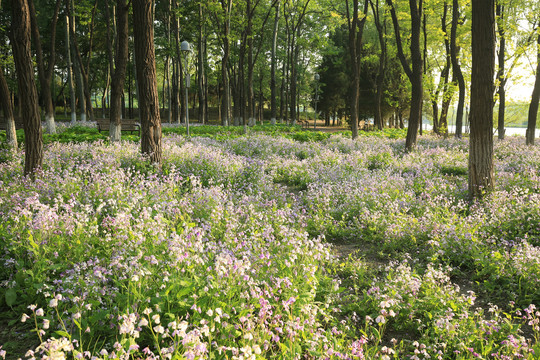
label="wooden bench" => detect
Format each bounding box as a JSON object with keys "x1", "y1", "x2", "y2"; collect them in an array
[
  {"x1": 0, "y1": 118, "x2": 24, "y2": 131},
  {"x1": 298, "y1": 119, "x2": 310, "y2": 129},
  {"x1": 96, "y1": 118, "x2": 140, "y2": 135}
]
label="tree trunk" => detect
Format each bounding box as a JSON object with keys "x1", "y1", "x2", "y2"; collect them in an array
[
  {"x1": 346, "y1": 0, "x2": 368, "y2": 139},
  {"x1": 133, "y1": 0, "x2": 162, "y2": 165},
  {"x1": 246, "y1": 0, "x2": 256, "y2": 127},
  {"x1": 451, "y1": 0, "x2": 465, "y2": 138},
  {"x1": 469, "y1": 0, "x2": 495, "y2": 198},
  {"x1": 67, "y1": 0, "x2": 86, "y2": 122},
  {"x1": 65, "y1": 15, "x2": 76, "y2": 123},
  {"x1": 109, "y1": 0, "x2": 129, "y2": 141},
  {"x1": 29, "y1": 0, "x2": 62, "y2": 134},
  {"x1": 11, "y1": 0, "x2": 43, "y2": 176},
  {"x1": 526, "y1": 34, "x2": 540, "y2": 146},
  {"x1": 0, "y1": 69, "x2": 17, "y2": 148},
  {"x1": 220, "y1": 0, "x2": 232, "y2": 126},
  {"x1": 281, "y1": 21, "x2": 290, "y2": 123},
  {"x1": 198, "y1": 2, "x2": 206, "y2": 124},
  {"x1": 370, "y1": 0, "x2": 386, "y2": 130},
  {"x1": 387, "y1": 0, "x2": 423, "y2": 150},
  {"x1": 270, "y1": 1, "x2": 280, "y2": 125},
  {"x1": 438, "y1": 5, "x2": 452, "y2": 137},
  {"x1": 496, "y1": 2, "x2": 505, "y2": 140},
  {"x1": 104, "y1": 0, "x2": 115, "y2": 119},
  {"x1": 171, "y1": 12, "x2": 180, "y2": 124}
]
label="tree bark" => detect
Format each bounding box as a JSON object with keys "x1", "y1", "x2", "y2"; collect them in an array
[
  {"x1": 133, "y1": 0, "x2": 161, "y2": 164},
  {"x1": 0, "y1": 69, "x2": 17, "y2": 148},
  {"x1": 66, "y1": 0, "x2": 86, "y2": 122},
  {"x1": 220, "y1": 0, "x2": 232, "y2": 126},
  {"x1": 270, "y1": 1, "x2": 280, "y2": 125},
  {"x1": 496, "y1": 2, "x2": 506, "y2": 140},
  {"x1": 469, "y1": 0, "x2": 495, "y2": 198},
  {"x1": 247, "y1": 0, "x2": 255, "y2": 126},
  {"x1": 28, "y1": 0, "x2": 62, "y2": 134},
  {"x1": 526, "y1": 34, "x2": 540, "y2": 146},
  {"x1": 109, "y1": 0, "x2": 129, "y2": 141},
  {"x1": 451, "y1": 0, "x2": 465, "y2": 138},
  {"x1": 11, "y1": 0, "x2": 43, "y2": 176},
  {"x1": 387, "y1": 0, "x2": 423, "y2": 150},
  {"x1": 104, "y1": 0, "x2": 115, "y2": 119},
  {"x1": 370, "y1": 0, "x2": 386, "y2": 131},
  {"x1": 347, "y1": 0, "x2": 368, "y2": 139},
  {"x1": 198, "y1": 2, "x2": 206, "y2": 124},
  {"x1": 65, "y1": 14, "x2": 76, "y2": 123}
]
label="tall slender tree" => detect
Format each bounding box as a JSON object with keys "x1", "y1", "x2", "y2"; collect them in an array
[
  {"x1": 451, "y1": 0, "x2": 466, "y2": 138},
  {"x1": 496, "y1": 1, "x2": 506, "y2": 140},
  {"x1": 109, "y1": 0, "x2": 129, "y2": 141},
  {"x1": 526, "y1": 33, "x2": 540, "y2": 145},
  {"x1": 0, "y1": 68, "x2": 17, "y2": 148},
  {"x1": 11, "y1": 0, "x2": 43, "y2": 176},
  {"x1": 65, "y1": 14, "x2": 76, "y2": 123},
  {"x1": 28, "y1": 0, "x2": 62, "y2": 134},
  {"x1": 270, "y1": 0, "x2": 280, "y2": 125},
  {"x1": 469, "y1": 0, "x2": 495, "y2": 198},
  {"x1": 346, "y1": 0, "x2": 369, "y2": 139},
  {"x1": 387, "y1": 0, "x2": 424, "y2": 150},
  {"x1": 369, "y1": 0, "x2": 387, "y2": 131},
  {"x1": 133, "y1": 0, "x2": 162, "y2": 164}
]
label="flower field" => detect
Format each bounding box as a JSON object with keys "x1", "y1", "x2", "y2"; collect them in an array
[{"x1": 1, "y1": 128, "x2": 540, "y2": 359}]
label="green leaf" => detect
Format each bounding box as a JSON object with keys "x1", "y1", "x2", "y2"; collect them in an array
[
  {"x1": 55, "y1": 330, "x2": 70, "y2": 338},
  {"x1": 5, "y1": 288, "x2": 17, "y2": 307}
]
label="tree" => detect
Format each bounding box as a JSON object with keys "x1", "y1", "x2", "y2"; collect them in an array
[
  {"x1": 346, "y1": 0, "x2": 369, "y2": 139},
  {"x1": 11, "y1": 0, "x2": 43, "y2": 176},
  {"x1": 133, "y1": 0, "x2": 162, "y2": 165},
  {"x1": 526, "y1": 32, "x2": 540, "y2": 145},
  {"x1": 369, "y1": 0, "x2": 387, "y2": 130},
  {"x1": 386, "y1": 0, "x2": 424, "y2": 150},
  {"x1": 0, "y1": 67, "x2": 17, "y2": 148},
  {"x1": 495, "y1": 0, "x2": 506, "y2": 140},
  {"x1": 270, "y1": 0, "x2": 280, "y2": 125},
  {"x1": 28, "y1": 0, "x2": 62, "y2": 134},
  {"x1": 65, "y1": 13, "x2": 76, "y2": 123},
  {"x1": 109, "y1": 0, "x2": 129, "y2": 141},
  {"x1": 469, "y1": 0, "x2": 495, "y2": 198},
  {"x1": 450, "y1": 0, "x2": 466, "y2": 138},
  {"x1": 66, "y1": 0, "x2": 87, "y2": 122}
]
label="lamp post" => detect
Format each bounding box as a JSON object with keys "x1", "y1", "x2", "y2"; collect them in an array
[
  {"x1": 314, "y1": 73, "x2": 320, "y2": 130},
  {"x1": 181, "y1": 40, "x2": 191, "y2": 137}
]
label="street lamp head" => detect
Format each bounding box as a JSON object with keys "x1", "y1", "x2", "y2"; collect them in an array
[
  {"x1": 181, "y1": 40, "x2": 191, "y2": 53},
  {"x1": 314, "y1": 73, "x2": 320, "y2": 81}
]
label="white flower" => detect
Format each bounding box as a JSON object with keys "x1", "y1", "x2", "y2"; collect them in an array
[
  {"x1": 49, "y1": 298, "x2": 58, "y2": 308},
  {"x1": 375, "y1": 315, "x2": 386, "y2": 324},
  {"x1": 43, "y1": 319, "x2": 50, "y2": 329},
  {"x1": 253, "y1": 345, "x2": 262, "y2": 355},
  {"x1": 21, "y1": 314, "x2": 30, "y2": 323},
  {"x1": 152, "y1": 314, "x2": 160, "y2": 324},
  {"x1": 154, "y1": 325, "x2": 165, "y2": 334},
  {"x1": 139, "y1": 318, "x2": 149, "y2": 327},
  {"x1": 35, "y1": 308, "x2": 44, "y2": 317}
]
